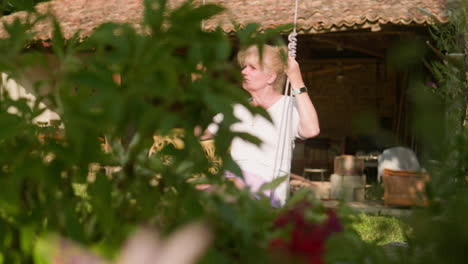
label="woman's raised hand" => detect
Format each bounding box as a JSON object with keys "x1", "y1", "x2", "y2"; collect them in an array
[{"x1": 284, "y1": 57, "x2": 305, "y2": 89}]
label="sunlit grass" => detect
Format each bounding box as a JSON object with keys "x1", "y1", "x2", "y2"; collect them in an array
[{"x1": 353, "y1": 214, "x2": 411, "y2": 245}]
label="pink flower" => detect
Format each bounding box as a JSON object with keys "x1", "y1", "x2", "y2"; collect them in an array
[{"x1": 43, "y1": 222, "x2": 212, "y2": 264}]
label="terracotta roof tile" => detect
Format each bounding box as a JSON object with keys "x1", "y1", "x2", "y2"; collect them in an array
[{"x1": 0, "y1": 0, "x2": 449, "y2": 40}]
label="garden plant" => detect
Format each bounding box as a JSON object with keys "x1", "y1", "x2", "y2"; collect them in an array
[{"x1": 0, "y1": 0, "x2": 467, "y2": 263}]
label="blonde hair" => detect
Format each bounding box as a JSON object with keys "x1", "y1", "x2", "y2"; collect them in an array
[{"x1": 237, "y1": 45, "x2": 288, "y2": 93}]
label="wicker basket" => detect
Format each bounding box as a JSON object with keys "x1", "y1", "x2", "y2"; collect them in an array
[{"x1": 382, "y1": 168, "x2": 429, "y2": 206}]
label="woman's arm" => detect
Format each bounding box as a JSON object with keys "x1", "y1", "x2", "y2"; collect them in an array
[
  {"x1": 197, "y1": 127, "x2": 215, "y2": 141},
  {"x1": 285, "y1": 57, "x2": 320, "y2": 139},
  {"x1": 196, "y1": 113, "x2": 224, "y2": 141}
]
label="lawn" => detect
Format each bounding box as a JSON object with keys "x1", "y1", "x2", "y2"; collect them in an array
[{"x1": 353, "y1": 213, "x2": 411, "y2": 245}]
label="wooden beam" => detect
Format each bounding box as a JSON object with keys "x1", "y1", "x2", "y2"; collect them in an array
[
  {"x1": 298, "y1": 58, "x2": 380, "y2": 71},
  {"x1": 307, "y1": 64, "x2": 363, "y2": 77},
  {"x1": 311, "y1": 27, "x2": 429, "y2": 37},
  {"x1": 313, "y1": 37, "x2": 385, "y2": 59}
]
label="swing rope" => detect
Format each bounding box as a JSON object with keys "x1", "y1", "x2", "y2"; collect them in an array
[
  {"x1": 201, "y1": 0, "x2": 206, "y2": 29},
  {"x1": 270, "y1": 0, "x2": 299, "y2": 203}
]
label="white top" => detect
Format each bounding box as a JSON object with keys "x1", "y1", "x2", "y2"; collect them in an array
[{"x1": 208, "y1": 96, "x2": 302, "y2": 205}]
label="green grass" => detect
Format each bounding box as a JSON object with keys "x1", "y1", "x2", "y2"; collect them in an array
[{"x1": 353, "y1": 214, "x2": 411, "y2": 245}]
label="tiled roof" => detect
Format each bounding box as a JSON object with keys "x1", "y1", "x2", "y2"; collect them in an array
[{"x1": 0, "y1": 0, "x2": 449, "y2": 40}]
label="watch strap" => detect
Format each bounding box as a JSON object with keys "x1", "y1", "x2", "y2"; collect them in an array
[{"x1": 292, "y1": 86, "x2": 308, "y2": 96}]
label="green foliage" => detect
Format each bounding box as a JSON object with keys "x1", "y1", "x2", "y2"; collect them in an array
[
  {"x1": 0, "y1": 0, "x2": 50, "y2": 16},
  {"x1": 324, "y1": 206, "x2": 390, "y2": 263},
  {"x1": 0, "y1": 0, "x2": 296, "y2": 263},
  {"x1": 325, "y1": 2, "x2": 468, "y2": 263},
  {"x1": 426, "y1": 2, "x2": 467, "y2": 134},
  {"x1": 392, "y1": 2, "x2": 468, "y2": 264},
  {"x1": 388, "y1": 39, "x2": 428, "y2": 70},
  {"x1": 352, "y1": 214, "x2": 410, "y2": 245},
  {"x1": 1, "y1": 0, "x2": 467, "y2": 263},
  {"x1": 326, "y1": 231, "x2": 389, "y2": 264}
]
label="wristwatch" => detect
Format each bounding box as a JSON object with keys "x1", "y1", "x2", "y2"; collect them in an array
[{"x1": 292, "y1": 86, "x2": 308, "y2": 96}]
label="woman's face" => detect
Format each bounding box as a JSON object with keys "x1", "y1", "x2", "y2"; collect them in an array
[{"x1": 241, "y1": 55, "x2": 273, "y2": 92}]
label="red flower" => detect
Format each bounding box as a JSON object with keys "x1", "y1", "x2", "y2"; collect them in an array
[
  {"x1": 41, "y1": 41, "x2": 52, "y2": 48},
  {"x1": 269, "y1": 201, "x2": 343, "y2": 264}
]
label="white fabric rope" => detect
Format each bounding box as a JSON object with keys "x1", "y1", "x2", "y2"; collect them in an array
[
  {"x1": 270, "y1": 0, "x2": 300, "y2": 202},
  {"x1": 201, "y1": 0, "x2": 206, "y2": 29}
]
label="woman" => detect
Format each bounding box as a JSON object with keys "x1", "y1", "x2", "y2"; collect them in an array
[{"x1": 203, "y1": 45, "x2": 320, "y2": 206}]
